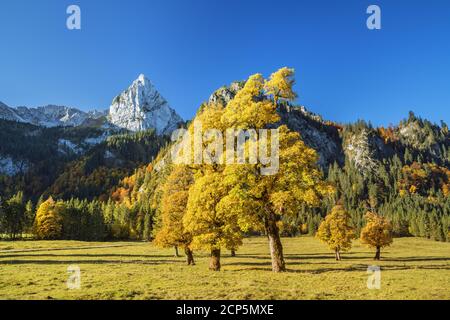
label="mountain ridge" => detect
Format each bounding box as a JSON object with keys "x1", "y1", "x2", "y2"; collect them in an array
[{"x1": 0, "y1": 74, "x2": 184, "y2": 135}]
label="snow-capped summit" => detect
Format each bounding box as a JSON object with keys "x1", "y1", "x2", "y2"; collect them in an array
[
  {"x1": 108, "y1": 74, "x2": 183, "y2": 134},
  {"x1": 0, "y1": 74, "x2": 182, "y2": 134},
  {"x1": 0, "y1": 100, "x2": 107, "y2": 128},
  {"x1": 137, "y1": 73, "x2": 146, "y2": 82},
  {"x1": 13, "y1": 105, "x2": 105, "y2": 127},
  {"x1": 15, "y1": 105, "x2": 84, "y2": 127}
]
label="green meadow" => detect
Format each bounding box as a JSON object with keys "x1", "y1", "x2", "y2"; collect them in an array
[{"x1": 0, "y1": 237, "x2": 448, "y2": 300}]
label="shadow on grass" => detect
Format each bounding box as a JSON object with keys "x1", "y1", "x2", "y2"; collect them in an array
[
  {"x1": 231, "y1": 263, "x2": 450, "y2": 274},
  {"x1": 237, "y1": 253, "x2": 450, "y2": 263},
  {"x1": 383, "y1": 257, "x2": 450, "y2": 262},
  {"x1": 0, "y1": 259, "x2": 182, "y2": 265},
  {"x1": 0, "y1": 243, "x2": 146, "y2": 254},
  {"x1": 0, "y1": 253, "x2": 176, "y2": 259},
  {"x1": 285, "y1": 255, "x2": 370, "y2": 260},
  {"x1": 236, "y1": 253, "x2": 374, "y2": 260}
]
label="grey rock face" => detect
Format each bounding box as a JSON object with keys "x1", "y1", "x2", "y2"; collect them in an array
[
  {"x1": 277, "y1": 105, "x2": 344, "y2": 168},
  {"x1": 109, "y1": 74, "x2": 183, "y2": 135},
  {"x1": 344, "y1": 129, "x2": 378, "y2": 176},
  {"x1": 209, "y1": 81, "x2": 245, "y2": 105}
]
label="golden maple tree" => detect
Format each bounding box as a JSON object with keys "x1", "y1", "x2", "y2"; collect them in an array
[
  {"x1": 155, "y1": 165, "x2": 195, "y2": 265},
  {"x1": 221, "y1": 68, "x2": 333, "y2": 272},
  {"x1": 360, "y1": 212, "x2": 393, "y2": 260},
  {"x1": 316, "y1": 205, "x2": 355, "y2": 260},
  {"x1": 181, "y1": 103, "x2": 248, "y2": 271},
  {"x1": 34, "y1": 197, "x2": 63, "y2": 240}
]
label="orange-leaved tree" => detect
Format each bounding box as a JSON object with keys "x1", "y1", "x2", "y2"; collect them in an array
[
  {"x1": 155, "y1": 165, "x2": 195, "y2": 265},
  {"x1": 34, "y1": 197, "x2": 63, "y2": 240},
  {"x1": 360, "y1": 212, "x2": 393, "y2": 260}
]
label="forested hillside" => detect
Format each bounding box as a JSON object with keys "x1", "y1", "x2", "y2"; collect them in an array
[{"x1": 0, "y1": 119, "x2": 107, "y2": 199}]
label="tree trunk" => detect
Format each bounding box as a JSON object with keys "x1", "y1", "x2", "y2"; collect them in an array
[
  {"x1": 265, "y1": 213, "x2": 286, "y2": 272},
  {"x1": 174, "y1": 246, "x2": 179, "y2": 257},
  {"x1": 374, "y1": 246, "x2": 381, "y2": 260},
  {"x1": 184, "y1": 246, "x2": 195, "y2": 265},
  {"x1": 209, "y1": 249, "x2": 221, "y2": 271},
  {"x1": 230, "y1": 250, "x2": 236, "y2": 257},
  {"x1": 335, "y1": 249, "x2": 341, "y2": 261}
]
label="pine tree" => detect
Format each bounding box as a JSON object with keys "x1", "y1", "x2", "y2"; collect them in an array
[{"x1": 1, "y1": 192, "x2": 26, "y2": 240}]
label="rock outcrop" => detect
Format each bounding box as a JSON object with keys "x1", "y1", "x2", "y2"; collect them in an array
[{"x1": 109, "y1": 74, "x2": 183, "y2": 135}]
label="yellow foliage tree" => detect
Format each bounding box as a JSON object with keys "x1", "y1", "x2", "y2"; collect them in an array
[
  {"x1": 360, "y1": 212, "x2": 393, "y2": 260},
  {"x1": 316, "y1": 205, "x2": 355, "y2": 260},
  {"x1": 300, "y1": 223, "x2": 308, "y2": 235},
  {"x1": 183, "y1": 171, "x2": 246, "y2": 271},
  {"x1": 180, "y1": 68, "x2": 332, "y2": 272},
  {"x1": 223, "y1": 125, "x2": 333, "y2": 271},
  {"x1": 34, "y1": 197, "x2": 63, "y2": 240},
  {"x1": 221, "y1": 74, "x2": 279, "y2": 129},
  {"x1": 181, "y1": 103, "x2": 248, "y2": 271},
  {"x1": 264, "y1": 67, "x2": 297, "y2": 105},
  {"x1": 154, "y1": 165, "x2": 195, "y2": 265},
  {"x1": 221, "y1": 68, "x2": 333, "y2": 272}
]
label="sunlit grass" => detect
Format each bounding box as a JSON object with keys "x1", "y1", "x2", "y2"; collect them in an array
[{"x1": 0, "y1": 237, "x2": 448, "y2": 300}]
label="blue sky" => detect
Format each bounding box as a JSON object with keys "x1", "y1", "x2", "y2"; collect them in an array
[{"x1": 0, "y1": 0, "x2": 449, "y2": 126}]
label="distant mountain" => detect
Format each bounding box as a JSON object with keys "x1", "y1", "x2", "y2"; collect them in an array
[
  {"x1": 0, "y1": 102, "x2": 106, "y2": 128},
  {"x1": 1, "y1": 75, "x2": 183, "y2": 136},
  {"x1": 14, "y1": 105, "x2": 107, "y2": 127},
  {"x1": 109, "y1": 74, "x2": 183, "y2": 134},
  {"x1": 0, "y1": 73, "x2": 184, "y2": 192}
]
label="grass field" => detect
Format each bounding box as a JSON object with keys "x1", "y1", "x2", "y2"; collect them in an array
[{"x1": 0, "y1": 237, "x2": 449, "y2": 300}]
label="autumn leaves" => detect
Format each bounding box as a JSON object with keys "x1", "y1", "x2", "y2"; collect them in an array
[
  {"x1": 155, "y1": 68, "x2": 334, "y2": 272},
  {"x1": 317, "y1": 205, "x2": 393, "y2": 260}
]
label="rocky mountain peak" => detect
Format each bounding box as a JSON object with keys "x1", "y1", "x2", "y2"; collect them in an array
[
  {"x1": 209, "y1": 81, "x2": 245, "y2": 105},
  {"x1": 108, "y1": 74, "x2": 183, "y2": 135},
  {"x1": 137, "y1": 73, "x2": 146, "y2": 82}
]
